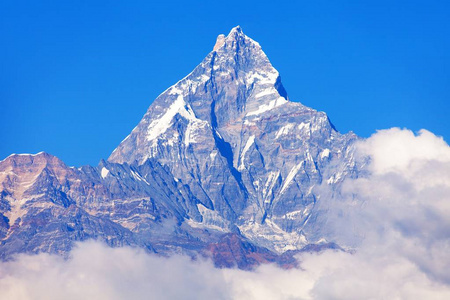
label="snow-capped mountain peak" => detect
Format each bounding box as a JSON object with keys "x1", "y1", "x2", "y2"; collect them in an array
[
  {"x1": 0, "y1": 27, "x2": 361, "y2": 268},
  {"x1": 108, "y1": 26, "x2": 292, "y2": 165},
  {"x1": 107, "y1": 27, "x2": 358, "y2": 253}
]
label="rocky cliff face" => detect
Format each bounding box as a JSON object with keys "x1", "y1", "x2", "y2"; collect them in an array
[{"x1": 0, "y1": 27, "x2": 361, "y2": 268}]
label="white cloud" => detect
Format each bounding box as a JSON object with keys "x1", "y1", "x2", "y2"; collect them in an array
[
  {"x1": 358, "y1": 128, "x2": 450, "y2": 174},
  {"x1": 1, "y1": 128, "x2": 450, "y2": 299},
  {"x1": 0, "y1": 241, "x2": 229, "y2": 300},
  {"x1": 314, "y1": 128, "x2": 450, "y2": 295}
]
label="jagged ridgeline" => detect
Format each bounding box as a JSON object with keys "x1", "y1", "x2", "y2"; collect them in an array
[{"x1": 0, "y1": 26, "x2": 360, "y2": 269}]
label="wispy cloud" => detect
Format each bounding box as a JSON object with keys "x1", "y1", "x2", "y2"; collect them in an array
[{"x1": 1, "y1": 128, "x2": 450, "y2": 299}]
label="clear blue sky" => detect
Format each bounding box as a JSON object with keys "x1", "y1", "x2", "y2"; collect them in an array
[{"x1": 1, "y1": 0, "x2": 449, "y2": 166}]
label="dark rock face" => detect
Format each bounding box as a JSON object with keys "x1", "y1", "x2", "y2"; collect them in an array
[
  {"x1": 0, "y1": 27, "x2": 361, "y2": 268},
  {"x1": 206, "y1": 233, "x2": 283, "y2": 270}
]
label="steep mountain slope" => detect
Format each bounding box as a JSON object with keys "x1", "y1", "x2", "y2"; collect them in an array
[
  {"x1": 0, "y1": 27, "x2": 361, "y2": 267},
  {"x1": 109, "y1": 26, "x2": 359, "y2": 252}
]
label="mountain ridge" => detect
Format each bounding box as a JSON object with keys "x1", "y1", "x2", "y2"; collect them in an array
[{"x1": 0, "y1": 26, "x2": 361, "y2": 268}]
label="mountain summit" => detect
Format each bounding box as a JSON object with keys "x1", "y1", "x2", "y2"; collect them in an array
[
  {"x1": 108, "y1": 26, "x2": 358, "y2": 252},
  {"x1": 109, "y1": 26, "x2": 290, "y2": 165},
  {"x1": 0, "y1": 27, "x2": 360, "y2": 268}
]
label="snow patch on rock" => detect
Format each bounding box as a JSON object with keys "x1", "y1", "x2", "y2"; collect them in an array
[
  {"x1": 246, "y1": 97, "x2": 287, "y2": 116},
  {"x1": 280, "y1": 161, "x2": 303, "y2": 195},
  {"x1": 101, "y1": 167, "x2": 110, "y2": 179},
  {"x1": 238, "y1": 135, "x2": 255, "y2": 171},
  {"x1": 275, "y1": 124, "x2": 295, "y2": 139}
]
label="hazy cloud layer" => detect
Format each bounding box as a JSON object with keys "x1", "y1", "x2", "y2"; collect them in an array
[{"x1": 1, "y1": 128, "x2": 450, "y2": 300}]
